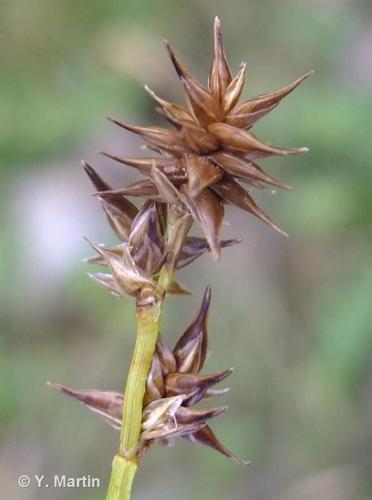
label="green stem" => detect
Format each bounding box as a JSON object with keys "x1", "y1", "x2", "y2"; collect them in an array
[
  {"x1": 106, "y1": 295, "x2": 162, "y2": 500},
  {"x1": 106, "y1": 455, "x2": 137, "y2": 499},
  {"x1": 106, "y1": 210, "x2": 191, "y2": 500}
]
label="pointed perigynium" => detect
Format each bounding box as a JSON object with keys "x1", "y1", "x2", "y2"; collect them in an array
[
  {"x1": 83, "y1": 161, "x2": 240, "y2": 297},
  {"x1": 50, "y1": 287, "x2": 248, "y2": 465},
  {"x1": 92, "y1": 17, "x2": 311, "y2": 260}
]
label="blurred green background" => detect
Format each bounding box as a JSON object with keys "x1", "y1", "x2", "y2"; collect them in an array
[{"x1": 1, "y1": 0, "x2": 372, "y2": 499}]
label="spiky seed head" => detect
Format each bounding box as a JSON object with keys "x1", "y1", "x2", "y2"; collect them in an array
[
  {"x1": 100, "y1": 17, "x2": 310, "y2": 259},
  {"x1": 50, "y1": 287, "x2": 246, "y2": 463}
]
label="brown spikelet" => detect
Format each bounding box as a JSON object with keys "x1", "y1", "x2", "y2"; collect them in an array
[
  {"x1": 165, "y1": 368, "x2": 233, "y2": 405},
  {"x1": 178, "y1": 236, "x2": 241, "y2": 268},
  {"x1": 209, "y1": 17, "x2": 233, "y2": 101},
  {"x1": 50, "y1": 287, "x2": 246, "y2": 464},
  {"x1": 211, "y1": 151, "x2": 292, "y2": 190},
  {"x1": 107, "y1": 118, "x2": 188, "y2": 156},
  {"x1": 48, "y1": 383, "x2": 124, "y2": 429},
  {"x1": 192, "y1": 188, "x2": 224, "y2": 261},
  {"x1": 98, "y1": 151, "x2": 186, "y2": 181},
  {"x1": 165, "y1": 212, "x2": 193, "y2": 272},
  {"x1": 181, "y1": 123, "x2": 220, "y2": 154},
  {"x1": 174, "y1": 286, "x2": 211, "y2": 373},
  {"x1": 87, "y1": 272, "x2": 121, "y2": 296},
  {"x1": 82, "y1": 162, "x2": 138, "y2": 241},
  {"x1": 145, "y1": 85, "x2": 193, "y2": 126},
  {"x1": 208, "y1": 123, "x2": 308, "y2": 158},
  {"x1": 223, "y1": 62, "x2": 246, "y2": 113},
  {"x1": 175, "y1": 405, "x2": 227, "y2": 425},
  {"x1": 185, "y1": 425, "x2": 249, "y2": 465},
  {"x1": 144, "y1": 354, "x2": 164, "y2": 406},
  {"x1": 212, "y1": 176, "x2": 288, "y2": 237},
  {"x1": 97, "y1": 179, "x2": 159, "y2": 198},
  {"x1": 185, "y1": 155, "x2": 223, "y2": 197},
  {"x1": 99, "y1": 18, "x2": 310, "y2": 255},
  {"x1": 85, "y1": 238, "x2": 156, "y2": 297},
  {"x1": 156, "y1": 335, "x2": 177, "y2": 375},
  {"x1": 232, "y1": 71, "x2": 313, "y2": 115},
  {"x1": 151, "y1": 163, "x2": 181, "y2": 204}
]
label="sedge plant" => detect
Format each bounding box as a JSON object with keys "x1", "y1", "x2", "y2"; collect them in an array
[{"x1": 49, "y1": 17, "x2": 311, "y2": 500}]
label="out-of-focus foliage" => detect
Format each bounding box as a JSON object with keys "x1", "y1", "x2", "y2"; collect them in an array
[{"x1": 1, "y1": 1, "x2": 372, "y2": 499}]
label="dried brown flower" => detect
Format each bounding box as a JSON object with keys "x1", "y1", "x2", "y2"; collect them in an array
[
  {"x1": 94, "y1": 17, "x2": 311, "y2": 259},
  {"x1": 50, "y1": 287, "x2": 248, "y2": 464}
]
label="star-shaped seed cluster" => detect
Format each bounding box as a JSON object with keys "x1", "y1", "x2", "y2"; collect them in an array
[{"x1": 94, "y1": 17, "x2": 311, "y2": 259}]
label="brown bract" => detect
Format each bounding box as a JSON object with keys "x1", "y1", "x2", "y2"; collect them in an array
[
  {"x1": 49, "y1": 287, "x2": 248, "y2": 464},
  {"x1": 96, "y1": 17, "x2": 311, "y2": 260}
]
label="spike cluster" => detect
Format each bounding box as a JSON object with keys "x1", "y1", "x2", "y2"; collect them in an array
[
  {"x1": 50, "y1": 287, "x2": 247, "y2": 464},
  {"x1": 83, "y1": 161, "x2": 239, "y2": 298},
  {"x1": 49, "y1": 19, "x2": 310, "y2": 496},
  {"x1": 94, "y1": 17, "x2": 311, "y2": 259}
]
